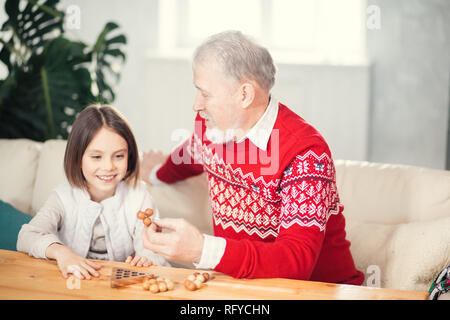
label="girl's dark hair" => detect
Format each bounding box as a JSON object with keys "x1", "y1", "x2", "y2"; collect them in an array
[{"x1": 64, "y1": 104, "x2": 140, "y2": 189}]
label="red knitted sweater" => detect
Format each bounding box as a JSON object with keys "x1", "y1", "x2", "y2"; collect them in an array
[{"x1": 156, "y1": 103, "x2": 364, "y2": 285}]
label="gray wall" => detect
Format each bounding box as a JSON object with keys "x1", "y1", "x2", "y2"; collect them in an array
[{"x1": 366, "y1": 0, "x2": 450, "y2": 169}]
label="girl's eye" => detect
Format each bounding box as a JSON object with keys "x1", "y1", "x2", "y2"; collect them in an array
[
  {"x1": 91, "y1": 155, "x2": 101, "y2": 160},
  {"x1": 115, "y1": 154, "x2": 125, "y2": 159}
]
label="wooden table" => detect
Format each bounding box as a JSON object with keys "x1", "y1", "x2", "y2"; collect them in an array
[{"x1": 0, "y1": 249, "x2": 428, "y2": 300}]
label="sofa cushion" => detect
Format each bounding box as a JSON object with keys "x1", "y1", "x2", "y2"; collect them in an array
[
  {"x1": 346, "y1": 216, "x2": 450, "y2": 291},
  {"x1": 149, "y1": 173, "x2": 213, "y2": 235},
  {"x1": 31, "y1": 140, "x2": 67, "y2": 215},
  {"x1": 335, "y1": 160, "x2": 450, "y2": 224},
  {"x1": 0, "y1": 200, "x2": 32, "y2": 251},
  {"x1": 0, "y1": 139, "x2": 42, "y2": 214}
]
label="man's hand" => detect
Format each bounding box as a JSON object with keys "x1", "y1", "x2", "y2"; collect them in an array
[
  {"x1": 142, "y1": 218, "x2": 204, "y2": 263},
  {"x1": 141, "y1": 149, "x2": 167, "y2": 184}
]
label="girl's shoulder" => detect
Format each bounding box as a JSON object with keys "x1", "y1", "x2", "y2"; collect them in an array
[{"x1": 53, "y1": 181, "x2": 89, "y2": 202}]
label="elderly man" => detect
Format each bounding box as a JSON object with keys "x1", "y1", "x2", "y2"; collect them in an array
[{"x1": 141, "y1": 31, "x2": 364, "y2": 285}]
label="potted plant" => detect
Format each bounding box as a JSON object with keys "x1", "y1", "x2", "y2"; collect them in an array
[{"x1": 0, "y1": 0, "x2": 127, "y2": 141}]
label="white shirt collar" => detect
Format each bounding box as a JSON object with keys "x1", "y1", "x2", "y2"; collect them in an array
[{"x1": 236, "y1": 96, "x2": 279, "y2": 151}]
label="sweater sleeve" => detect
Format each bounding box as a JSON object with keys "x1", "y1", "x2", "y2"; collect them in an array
[
  {"x1": 156, "y1": 113, "x2": 205, "y2": 183},
  {"x1": 16, "y1": 191, "x2": 64, "y2": 259},
  {"x1": 214, "y1": 148, "x2": 339, "y2": 279}
]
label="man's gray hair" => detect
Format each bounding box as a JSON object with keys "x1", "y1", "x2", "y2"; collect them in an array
[{"x1": 193, "y1": 30, "x2": 276, "y2": 91}]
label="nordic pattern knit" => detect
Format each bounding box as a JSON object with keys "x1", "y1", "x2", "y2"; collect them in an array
[{"x1": 157, "y1": 103, "x2": 364, "y2": 285}]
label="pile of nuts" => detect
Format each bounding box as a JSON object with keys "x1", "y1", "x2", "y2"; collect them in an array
[
  {"x1": 184, "y1": 272, "x2": 212, "y2": 291},
  {"x1": 142, "y1": 277, "x2": 175, "y2": 294},
  {"x1": 137, "y1": 208, "x2": 154, "y2": 227}
]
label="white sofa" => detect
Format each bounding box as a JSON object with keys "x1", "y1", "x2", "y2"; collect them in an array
[{"x1": 1, "y1": 138, "x2": 449, "y2": 293}]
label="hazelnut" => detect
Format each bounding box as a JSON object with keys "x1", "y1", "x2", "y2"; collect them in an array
[
  {"x1": 187, "y1": 274, "x2": 196, "y2": 282},
  {"x1": 158, "y1": 281, "x2": 168, "y2": 292},
  {"x1": 184, "y1": 279, "x2": 197, "y2": 291},
  {"x1": 143, "y1": 217, "x2": 152, "y2": 226},
  {"x1": 196, "y1": 274, "x2": 206, "y2": 283},
  {"x1": 166, "y1": 280, "x2": 174, "y2": 290},
  {"x1": 193, "y1": 279, "x2": 203, "y2": 289},
  {"x1": 149, "y1": 284, "x2": 159, "y2": 293},
  {"x1": 142, "y1": 281, "x2": 150, "y2": 290}
]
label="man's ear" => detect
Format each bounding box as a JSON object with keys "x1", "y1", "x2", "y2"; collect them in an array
[{"x1": 239, "y1": 82, "x2": 255, "y2": 109}]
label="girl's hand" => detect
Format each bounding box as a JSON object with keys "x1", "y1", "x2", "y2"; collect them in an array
[
  {"x1": 125, "y1": 255, "x2": 152, "y2": 267},
  {"x1": 46, "y1": 243, "x2": 101, "y2": 280}
]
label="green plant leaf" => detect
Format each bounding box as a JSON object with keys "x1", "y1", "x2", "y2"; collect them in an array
[
  {"x1": 0, "y1": 37, "x2": 95, "y2": 140},
  {"x1": 0, "y1": 0, "x2": 127, "y2": 141},
  {"x1": 89, "y1": 21, "x2": 127, "y2": 104}
]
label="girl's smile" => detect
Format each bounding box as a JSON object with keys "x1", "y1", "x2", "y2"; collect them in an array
[{"x1": 81, "y1": 127, "x2": 129, "y2": 202}]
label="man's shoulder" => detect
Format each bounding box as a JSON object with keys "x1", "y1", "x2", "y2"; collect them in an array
[
  {"x1": 276, "y1": 103, "x2": 321, "y2": 137},
  {"x1": 273, "y1": 102, "x2": 331, "y2": 157}
]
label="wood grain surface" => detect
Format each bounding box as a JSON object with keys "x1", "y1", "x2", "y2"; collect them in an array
[{"x1": 0, "y1": 249, "x2": 428, "y2": 300}]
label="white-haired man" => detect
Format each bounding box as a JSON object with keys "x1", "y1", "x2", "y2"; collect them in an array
[{"x1": 141, "y1": 31, "x2": 364, "y2": 285}]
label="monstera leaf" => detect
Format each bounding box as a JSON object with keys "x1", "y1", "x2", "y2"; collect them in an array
[
  {"x1": 0, "y1": 38, "x2": 93, "y2": 140},
  {"x1": 90, "y1": 22, "x2": 127, "y2": 103},
  {"x1": 0, "y1": 0, "x2": 127, "y2": 141},
  {"x1": 0, "y1": 0, "x2": 63, "y2": 70}
]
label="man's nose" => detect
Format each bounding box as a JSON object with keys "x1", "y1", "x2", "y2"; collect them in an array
[
  {"x1": 193, "y1": 103, "x2": 203, "y2": 112},
  {"x1": 193, "y1": 93, "x2": 204, "y2": 112}
]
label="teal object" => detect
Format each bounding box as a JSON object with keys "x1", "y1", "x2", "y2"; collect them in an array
[{"x1": 0, "y1": 201, "x2": 32, "y2": 251}]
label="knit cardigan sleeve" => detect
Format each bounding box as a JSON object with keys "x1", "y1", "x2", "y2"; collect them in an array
[
  {"x1": 214, "y1": 148, "x2": 338, "y2": 280},
  {"x1": 16, "y1": 191, "x2": 64, "y2": 259}
]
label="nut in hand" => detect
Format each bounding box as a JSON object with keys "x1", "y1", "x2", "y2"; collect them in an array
[{"x1": 137, "y1": 208, "x2": 154, "y2": 227}]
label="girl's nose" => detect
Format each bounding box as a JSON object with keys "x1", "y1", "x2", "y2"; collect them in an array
[{"x1": 103, "y1": 158, "x2": 115, "y2": 170}]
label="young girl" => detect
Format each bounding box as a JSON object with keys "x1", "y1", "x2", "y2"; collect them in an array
[{"x1": 17, "y1": 104, "x2": 169, "y2": 280}]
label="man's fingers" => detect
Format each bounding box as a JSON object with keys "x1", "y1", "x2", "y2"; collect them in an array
[
  {"x1": 142, "y1": 228, "x2": 170, "y2": 254},
  {"x1": 144, "y1": 224, "x2": 175, "y2": 245},
  {"x1": 152, "y1": 218, "x2": 182, "y2": 231}
]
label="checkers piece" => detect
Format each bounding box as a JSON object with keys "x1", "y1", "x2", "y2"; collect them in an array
[{"x1": 110, "y1": 267, "x2": 154, "y2": 288}]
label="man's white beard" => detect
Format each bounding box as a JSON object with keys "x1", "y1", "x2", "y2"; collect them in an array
[
  {"x1": 205, "y1": 127, "x2": 239, "y2": 144},
  {"x1": 200, "y1": 110, "x2": 241, "y2": 144}
]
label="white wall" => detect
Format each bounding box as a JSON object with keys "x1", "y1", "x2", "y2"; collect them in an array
[
  {"x1": 60, "y1": 0, "x2": 160, "y2": 154},
  {"x1": 59, "y1": 0, "x2": 371, "y2": 162},
  {"x1": 143, "y1": 57, "x2": 370, "y2": 161},
  {"x1": 2, "y1": 0, "x2": 448, "y2": 169}
]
